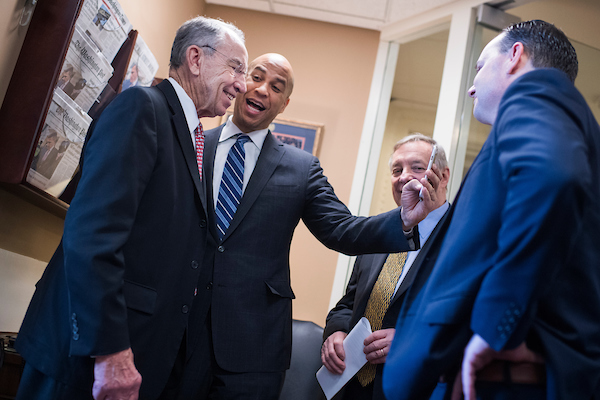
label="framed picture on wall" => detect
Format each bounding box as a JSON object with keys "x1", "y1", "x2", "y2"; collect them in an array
[{"x1": 221, "y1": 111, "x2": 324, "y2": 156}]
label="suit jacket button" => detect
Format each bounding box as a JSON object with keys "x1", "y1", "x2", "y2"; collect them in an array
[
  {"x1": 206, "y1": 282, "x2": 213, "y2": 290},
  {"x1": 181, "y1": 305, "x2": 189, "y2": 314},
  {"x1": 199, "y1": 220, "x2": 207, "y2": 228},
  {"x1": 218, "y1": 246, "x2": 225, "y2": 253},
  {"x1": 191, "y1": 260, "x2": 199, "y2": 269}
]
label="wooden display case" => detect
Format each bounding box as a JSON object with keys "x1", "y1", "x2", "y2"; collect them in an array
[{"x1": 0, "y1": 0, "x2": 137, "y2": 216}]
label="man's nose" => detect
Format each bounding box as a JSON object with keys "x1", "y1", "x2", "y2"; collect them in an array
[
  {"x1": 468, "y1": 85, "x2": 476, "y2": 98},
  {"x1": 235, "y1": 77, "x2": 246, "y2": 93},
  {"x1": 398, "y1": 171, "x2": 413, "y2": 185},
  {"x1": 254, "y1": 82, "x2": 268, "y2": 96}
]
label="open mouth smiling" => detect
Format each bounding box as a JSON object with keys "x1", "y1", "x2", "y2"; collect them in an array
[
  {"x1": 247, "y1": 98, "x2": 265, "y2": 112},
  {"x1": 224, "y1": 90, "x2": 235, "y2": 101}
]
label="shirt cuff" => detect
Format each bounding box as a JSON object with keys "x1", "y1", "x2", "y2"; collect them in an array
[{"x1": 403, "y1": 226, "x2": 419, "y2": 250}]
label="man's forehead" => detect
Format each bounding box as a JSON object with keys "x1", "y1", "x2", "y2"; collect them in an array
[
  {"x1": 223, "y1": 34, "x2": 248, "y2": 61},
  {"x1": 393, "y1": 144, "x2": 431, "y2": 164},
  {"x1": 397, "y1": 140, "x2": 432, "y2": 153},
  {"x1": 252, "y1": 62, "x2": 290, "y2": 85},
  {"x1": 479, "y1": 35, "x2": 504, "y2": 60}
]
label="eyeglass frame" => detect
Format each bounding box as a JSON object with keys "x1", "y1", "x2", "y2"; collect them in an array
[{"x1": 200, "y1": 45, "x2": 247, "y2": 78}]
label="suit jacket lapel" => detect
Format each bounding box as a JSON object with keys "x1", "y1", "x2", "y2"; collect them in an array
[
  {"x1": 203, "y1": 125, "x2": 221, "y2": 240},
  {"x1": 221, "y1": 131, "x2": 284, "y2": 241},
  {"x1": 155, "y1": 80, "x2": 207, "y2": 213}
]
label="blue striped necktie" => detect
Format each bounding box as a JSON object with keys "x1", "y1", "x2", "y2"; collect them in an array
[{"x1": 215, "y1": 134, "x2": 250, "y2": 239}]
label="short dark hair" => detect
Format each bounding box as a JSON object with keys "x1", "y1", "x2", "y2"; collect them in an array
[{"x1": 499, "y1": 20, "x2": 578, "y2": 83}]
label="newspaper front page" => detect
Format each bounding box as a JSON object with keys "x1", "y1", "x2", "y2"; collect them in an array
[
  {"x1": 121, "y1": 35, "x2": 159, "y2": 91},
  {"x1": 27, "y1": 90, "x2": 92, "y2": 197},
  {"x1": 77, "y1": 0, "x2": 133, "y2": 63},
  {"x1": 55, "y1": 26, "x2": 113, "y2": 113}
]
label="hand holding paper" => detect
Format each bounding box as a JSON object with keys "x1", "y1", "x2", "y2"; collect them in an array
[{"x1": 316, "y1": 317, "x2": 372, "y2": 400}]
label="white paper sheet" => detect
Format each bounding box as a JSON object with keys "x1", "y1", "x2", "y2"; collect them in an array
[{"x1": 316, "y1": 317, "x2": 372, "y2": 400}]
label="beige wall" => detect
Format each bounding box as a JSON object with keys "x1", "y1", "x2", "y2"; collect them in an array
[{"x1": 0, "y1": 1, "x2": 379, "y2": 330}]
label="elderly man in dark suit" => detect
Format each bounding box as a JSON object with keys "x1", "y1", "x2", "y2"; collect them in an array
[
  {"x1": 322, "y1": 133, "x2": 450, "y2": 400},
  {"x1": 16, "y1": 16, "x2": 248, "y2": 400},
  {"x1": 383, "y1": 20, "x2": 600, "y2": 400},
  {"x1": 178, "y1": 53, "x2": 438, "y2": 400}
]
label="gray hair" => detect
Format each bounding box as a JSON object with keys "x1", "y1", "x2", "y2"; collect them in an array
[
  {"x1": 169, "y1": 16, "x2": 245, "y2": 69},
  {"x1": 389, "y1": 133, "x2": 448, "y2": 171}
]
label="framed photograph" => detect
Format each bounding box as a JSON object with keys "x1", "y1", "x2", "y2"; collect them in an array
[{"x1": 221, "y1": 111, "x2": 324, "y2": 156}]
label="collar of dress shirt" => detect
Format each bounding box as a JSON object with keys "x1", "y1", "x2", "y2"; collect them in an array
[
  {"x1": 219, "y1": 115, "x2": 269, "y2": 151},
  {"x1": 418, "y1": 201, "x2": 449, "y2": 241},
  {"x1": 167, "y1": 77, "x2": 199, "y2": 135}
]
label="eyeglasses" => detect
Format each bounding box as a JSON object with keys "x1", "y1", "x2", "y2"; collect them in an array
[{"x1": 201, "y1": 45, "x2": 247, "y2": 78}]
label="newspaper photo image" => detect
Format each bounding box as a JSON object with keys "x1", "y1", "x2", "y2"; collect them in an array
[
  {"x1": 56, "y1": 26, "x2": 113, "y2": 113},
  {"x1": 77, "y1": 0, "x2": 133, "y2": 62},
  {"x1": 121, "y1": 35, "x2": 159, "y2": 91},
  {"x1": 27, "y1": 90, "x2": 92, "y2": 198}
]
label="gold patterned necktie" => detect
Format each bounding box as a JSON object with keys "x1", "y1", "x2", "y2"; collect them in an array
[{"x1": 356, "y1": 252, "x2": 408, "y2": 386}]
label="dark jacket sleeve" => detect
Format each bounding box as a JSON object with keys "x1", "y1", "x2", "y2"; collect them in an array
[
  {"x1": 63, "y1": 87, "x2": 159, "y2": 357},
  {"x1": 323, "y1": 255, "x2": 365, "y2": 340},
  {"x1": 301, "y1": 156, "x2": 417, "y2": 255}
]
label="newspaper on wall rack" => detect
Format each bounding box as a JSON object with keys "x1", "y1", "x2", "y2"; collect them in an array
[
  {"x1": 55, "y1": 26, "x2": 113, "y2": 113},
  {"x1": 121, "y1": 35, "x2": 159, "y2": 91},
  {"x1": 76, "y1": 0, "x2": 133, "y2": 63},
  {"x1": 27, "y1": 89, "x2": 92, "y2": 197}
]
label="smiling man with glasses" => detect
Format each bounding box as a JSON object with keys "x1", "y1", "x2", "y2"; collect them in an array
[{"x1": 15, "y1": 16, "x2": 248, "y2": 400}]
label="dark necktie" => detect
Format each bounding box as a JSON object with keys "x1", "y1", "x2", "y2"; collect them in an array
[
  {"x1": 215, "y1": 135, "x2": 250, "y2": 239},
  {"x1": 357, "y1": 252, "x2": 408, "y2": 386}
]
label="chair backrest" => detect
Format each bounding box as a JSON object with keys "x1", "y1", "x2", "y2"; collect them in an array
[{"x1": 279, "y1": 319, "x2": 326, "y2": 400}]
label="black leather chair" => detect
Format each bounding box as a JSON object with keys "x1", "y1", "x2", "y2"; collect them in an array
[{"x1": 280, "y1": 319, "x2": 326, "y2": 400}]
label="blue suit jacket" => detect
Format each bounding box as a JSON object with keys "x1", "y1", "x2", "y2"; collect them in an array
[
  {"x1": 194, "y1": 125, "x2": 416, "y2": 374},
  {"x1": 383, "y1": 69, "x2": 600, "y2": 400},
  {"x1": 16, "y1": 80, "x2": 210, "y2": 399}
]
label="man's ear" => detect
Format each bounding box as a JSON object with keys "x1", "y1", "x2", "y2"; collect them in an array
[
  {"x1": 440, "y1": 167, "x2": 451, "y2": 188},
  {"x1": 507, "y1": 42, "x2": 528, "y2": 75},
  {"x1": 186, "y1": 45, "x2": 202, "y2": 76}
]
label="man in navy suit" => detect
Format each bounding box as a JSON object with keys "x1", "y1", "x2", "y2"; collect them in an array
[
  {"x1": 16, "y1": 16, "x2": 248, "y2": 400},
  {"x1": 322, "y1": 133, "x2": 450, "y2": 400},
  {"x1": 177, "y1": 53, "x2": 439, "y2": 399},
  {"x1": 382, "y1": 20, "x2": 600, "y2": 400}
]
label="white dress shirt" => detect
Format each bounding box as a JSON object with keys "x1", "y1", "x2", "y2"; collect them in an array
[
  {"x1": 167, "y1": 77, "x2": 199, "y2": 146},
  {"x1": 212, "y1": 115, "x2": 269, "y2": 208}
]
